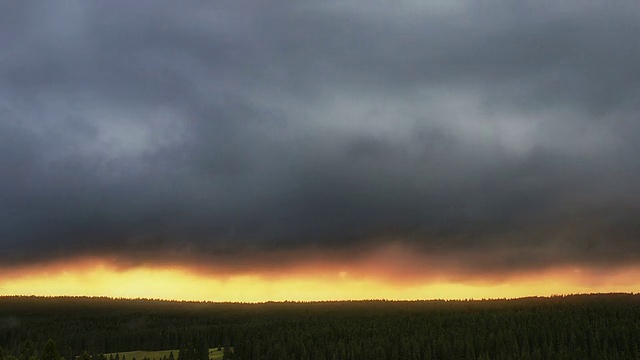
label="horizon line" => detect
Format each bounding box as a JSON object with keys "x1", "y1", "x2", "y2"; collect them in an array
[{"x1": 2, "y1": 292, "x2": 639, "y2": 305}]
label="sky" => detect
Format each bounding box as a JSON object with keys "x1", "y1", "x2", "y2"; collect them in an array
[{"x1": 1, "y1": 0, "x2": 640, "y2": 301}]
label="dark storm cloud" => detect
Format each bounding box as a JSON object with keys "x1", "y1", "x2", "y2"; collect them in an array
[{"x1": 1, "y1": 0, "x2": 639, "y2": 272}]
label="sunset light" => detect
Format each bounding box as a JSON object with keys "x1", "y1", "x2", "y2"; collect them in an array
[{"x1": 3, "y1": 257, "x2": 640, "y2": 302}]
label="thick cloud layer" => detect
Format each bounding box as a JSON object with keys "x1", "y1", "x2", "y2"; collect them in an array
[{"x1": 1, "y1": 0, "x2": 639, "y2": 273}]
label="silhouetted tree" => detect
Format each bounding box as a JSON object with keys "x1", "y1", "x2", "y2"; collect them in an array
[
  {"x1": 222, "y1": 338, "x2": 233, "y2": 360},
  {"x1": 42, "y1": 340, "x2": 60, "y2": 360},
  {"x1": 18, "y1": 341, "x2": 35, "y2": 360}
]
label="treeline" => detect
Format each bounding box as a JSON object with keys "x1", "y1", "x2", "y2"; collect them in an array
[
  {"x1": 0, "y1": 296, "x2": 237, "y2": 358},
  {"x1": 1, "y1": 294, "x2": 640, "y2": 359}
]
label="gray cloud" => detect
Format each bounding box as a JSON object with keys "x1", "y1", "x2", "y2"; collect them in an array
[{"x1": 1, "y1": 0, "x2": 639, "y2": 272}]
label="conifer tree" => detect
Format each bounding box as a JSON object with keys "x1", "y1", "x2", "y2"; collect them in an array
[
  {"x1": 18, "y1": 341, "x2": 35, "y2": 360},
  {"x1": 222, "y1": 338, "x2": 233, "y2": 360},
  {"x1": 42, "y1": 340, "x2": 60, "y2": 360}
]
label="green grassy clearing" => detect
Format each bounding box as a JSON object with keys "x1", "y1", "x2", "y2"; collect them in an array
[{"x1": 103, "y1": 349, "x2": 223, "y2": 360}]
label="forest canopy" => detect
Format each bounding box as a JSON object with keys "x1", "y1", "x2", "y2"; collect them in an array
[{"x1": 1, "y1": 295, "x2": 640, "y2": 360}]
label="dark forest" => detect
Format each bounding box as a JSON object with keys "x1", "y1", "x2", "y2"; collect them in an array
[{"x1": 1, "y1": 294, "x2": 640, "y2": 360}]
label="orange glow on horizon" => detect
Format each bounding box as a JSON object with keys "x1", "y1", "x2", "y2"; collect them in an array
[{"x1": 2, "y1": 256, "x2": 640, "y2": 302}]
